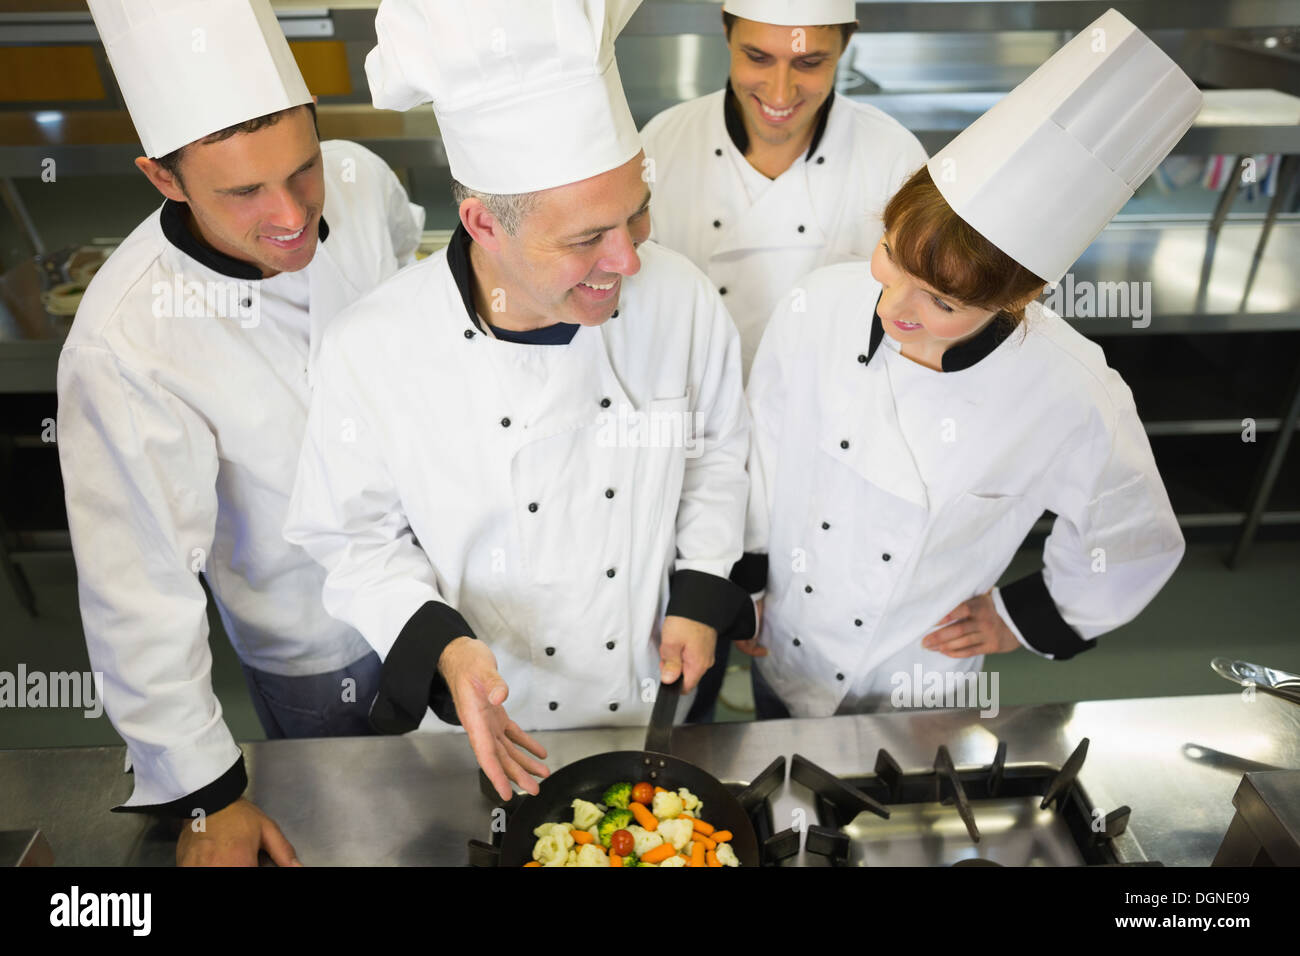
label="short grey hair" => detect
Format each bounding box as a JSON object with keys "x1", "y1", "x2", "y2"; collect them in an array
[{"x1": 450, "y1": 178, "x2": 538, "y2": 236}]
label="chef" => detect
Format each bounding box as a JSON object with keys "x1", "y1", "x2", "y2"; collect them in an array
[
  {"x1": 285, "y1": 0, "x2": 753, "y2": 800},
  {"x1": 740, "y1": 8, "x2": 1197, "y2": 718},
  {"x1": 639, "y1": 0, "x2": 926, "y2": 721},
  {"x1": 59, "y1": 0, "x2": 424, "y2": 864},
  {"x1": 639, "y1": 0, "x2": 927, "y2": 379}
]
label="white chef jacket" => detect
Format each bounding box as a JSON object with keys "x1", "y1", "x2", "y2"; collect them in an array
[
  {"x1": 284, "y1": 231, "x2": 751, "y2": 733},
  {"x1": 640, "y1": 86, "x2": 927, "y2": 377},
  {"x1": 57, "y1": 140, "x2": 425, "y2": 810},
  {"x1": 744, "y1": 263, "x2": 1185, "y2": 717}
]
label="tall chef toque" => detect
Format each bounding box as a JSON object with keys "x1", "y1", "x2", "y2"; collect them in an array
[
  {"x1": 365, "y1": 0, "x2": 645, "y2": 195},
  {"x1": 88, "y1": 0, "x2": 312, "y2": 160},
  {"x1": 722, "y1": 0, "x2": 857, "y2": 26},
  {"x1": 927, "y1": 7, "x2": 1202, "y2": 284}
]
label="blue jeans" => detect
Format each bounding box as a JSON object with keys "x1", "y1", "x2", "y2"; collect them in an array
[
  {"x1": 240, "y1": 651, "x2": 382, "y2": 739},
  {"x1": 750, "y1": 663, "x2": 792, "y2": 721}
]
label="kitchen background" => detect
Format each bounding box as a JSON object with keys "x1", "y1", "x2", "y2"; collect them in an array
[{"x1": 1, "y1": 0, "x2": 1298, "y2": 750}]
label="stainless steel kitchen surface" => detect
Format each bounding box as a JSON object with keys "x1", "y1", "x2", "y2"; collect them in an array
[{"x1": 3, "y1": 693, "x2": 1295, "y2": 866}]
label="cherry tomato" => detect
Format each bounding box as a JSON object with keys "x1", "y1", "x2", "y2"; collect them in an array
[
  {"x1": 610, "y1": 829, "x2": 635, "y2": 857},
  {"x1": 632, "y1": 782, "x2": 654, "y2": 805}
]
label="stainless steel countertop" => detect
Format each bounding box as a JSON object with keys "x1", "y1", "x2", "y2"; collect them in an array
[{"x1": 2, "y1": 692, "x2": 1296, "y2": 866}]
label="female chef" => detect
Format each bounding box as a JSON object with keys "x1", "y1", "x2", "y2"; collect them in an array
[{"x1": 736, "y1": 8, "x2": 1200, "y2": 718}]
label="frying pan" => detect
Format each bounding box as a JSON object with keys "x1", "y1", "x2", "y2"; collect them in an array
[{"x1": 470, "y1": 679, "x2": 785, "y2": 866}]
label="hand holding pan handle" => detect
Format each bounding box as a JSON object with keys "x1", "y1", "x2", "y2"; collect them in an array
[{"x1": 644, "y1": 677, "x2": 681, "y2": 755}]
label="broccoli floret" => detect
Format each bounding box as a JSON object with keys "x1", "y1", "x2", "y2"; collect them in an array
[
  {"x1": 598, "y1": 808, "x2": 634, "y2": 846},
  {"x1": 601, "y1": 782, "x2": 633, "y2": 810},
  {"x1": 623, "y1": 854, "x2": 641, "y2": 868}
]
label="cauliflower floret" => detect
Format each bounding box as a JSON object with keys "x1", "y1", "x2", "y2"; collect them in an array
[
  {"x1": 574, "y1": 843, "x2": 610, "y2": 867},
  {"x1": 531, "y1": 821, "x2": 575, "y2": 841},
  {"x1": 532, "y1": 831, "x2": 572, "y2": 867},
  {"x1": 586, "y1": 826, "x2": 600, "y2": 842},
  {"x1": 571, "y1": 798, "x2": 603, "y2": 830},
  {"x1": 651, "y1": 789, "x2": 684, "y2": 820},
  {"x1": 657, "y1": 854, "x2": 688, "y2": 867},
  {"x1": 715, "y1": 842, "x2": 740, "y2": 867},
  {"x1": 655, "y1": 817, "x2": 695, "y2": 852},
  {"x1": 627, "y1": 824, "x2": 664, "y2": 858},
  {"x1": 564, "y1": 848, "x2": 579, "y2": 867},
  {"x1": 677, "y1": 787, "x2": 703, "y2": 818}
]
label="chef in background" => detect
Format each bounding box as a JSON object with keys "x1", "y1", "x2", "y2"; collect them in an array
[
  {"x1": 285, "y1": 0, "x2": 754, "y2": 800},
  {"x1": 59, "y1": 0, "x2": 423, "y2": 864},
  {"x1": 639, "y1": 0, "x2": 926, "y2": 721},
  {"x1": 740, "y1": 8, "x2": 1195, "y2": 718}
]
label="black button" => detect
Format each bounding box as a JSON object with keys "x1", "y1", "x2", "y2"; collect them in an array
[
  {"x1": 797, "y1": 225, "x2": 806, "y2": 233},
  {"x1": 840, "y1": 440, "x2": 849, "y2": 449},
  {"x1": 882, "y1": 553, "x2": 891, "y2": 562},
  {"x1": 528, "y1": 502, "x2": 538, "y2": 513},
  {"x1": 241, "y1": 298, "x2": 252, "y2": 308},
  {"x1": 464, "y1": 329, "x2": 475, "y2": 339},
  {"x1": 804, "y1": 585, "x2": 813, "y2": 593},
  {"x1": 836, "y1": 672, "x2": 845, "y2": 681},
  {"x1": 500, "y1": 417, "x2": 511, "y2": 428},
  {"x1": 606, "y1": 641, "x2": 615, "y2": 650},
  {"x1": 548, "y1": 701, "x2": 558, "y2": 711},
  {"x1": 793, "y1": 637, "x2": 801, "y2": 647},
  {"x1": 713, "y1": 220, "x2": 721, "y2": 229},
  {"x1": 854, "y1": 619, "x2": 863, "y2": 627},
  {"x1": 719, "y1": 287, "x2": 728, "y2": 295},
  {"x1": 606, "y1": 568, "x2": 616, "y2": 578},
  {"x1": 609, "y1": 702, "x2": 619, "y2": 712},
  {"x1": 612, "y1": 310, "x2": 619, "y2": 318},
  {"x1": 600, "y1": 397, "x2": 611, "y2": 408},
  {"x1": 816, "y1": 156, "x2": 826, "y2": 165},
  {"x1": 858, "y1": 353, "x2": 868, "y2": 364},
  {"x1": 821, "y1": 521, "x2": 830, "y2": 530},
  {"x1": 545, "y1": 646, "x2": 555, "y2": 656},
  {"x1": 715, "y1": 148, "x2": 723, "y2": 156},
  {"x1": 605, "y1": 489, "x2": 615, "y2": 499}
]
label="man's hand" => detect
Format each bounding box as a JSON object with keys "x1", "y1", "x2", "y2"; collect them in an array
[
  {"x1": 734, "y1": 597, "x2": 767, "y2": 658},
  {"x1": 659, "y1": 615, "x2": 717, "y2": 692},
  {"x1": 923, "y1": 590, "x2": 1021, "y2": 658},
  {"x1": 439, "y1": 636, "x2": 549, "y2": 801},
  {"x1": 176, "y1": 797, "x2": 301, "y2": 867}
]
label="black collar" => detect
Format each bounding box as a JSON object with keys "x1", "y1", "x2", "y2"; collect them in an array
[
  {"x1": 723, "y1": 80, "x2": 834, "y2": 163},
  {"x1": 447, "y1": 223, "x2": 578, "y2": 345},
  {"x1": 866, "y1": 292, "x2": 1012, "y2": 372},
  {"x1": 160, "y1": 198, "x2": 330, "y2": 281}
]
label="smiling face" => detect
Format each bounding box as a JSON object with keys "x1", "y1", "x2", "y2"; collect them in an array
[
  {"x1": 725, "y1": 17, "x2": 846, "y2": 152},
  {"x1": 464, "y1": 152, "x2": 653, "y2": 331},
  {"x1": 136, "y1": 105, "x2": 324, "y2": 278},
  {"x1": 871, "y1": 234, "x2": 1001, "y2": 348}
]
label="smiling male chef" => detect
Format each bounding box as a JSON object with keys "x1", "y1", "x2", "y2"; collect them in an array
[
  {"x1": 639, "y1": 0, "x2": 927, "y2": 721},
  {"x1": 58, "y1": 0, "x2": 423, "y2": 865},
  {"x1": 285, "y1": 0, "x2": 754, "y2": 799}
]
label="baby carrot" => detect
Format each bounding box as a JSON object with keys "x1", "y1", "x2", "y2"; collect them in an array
[
  {"x1": 690, "y1": 817, "x2": 715, "y2": 836},
  {"x1": 572, "y1": 829, "x2": 594, "y2": 845},
  {"x1": 706, "y1": 849, "x2": 722, "y2": 868},
  {"x1": 609, "y1": 853, "x2": 623, "y2": 867},
  {"x1": 524, "y1": 861, "x2": 542, "y2": 867},
  {"x1": 629, "y1": 801, "x2": 659, "y2": 831},
  {"x1": 711, "y1": 830, "x2": 733, "y2": 843},
  {"x1": 641, "y1": 843, "x2": 677, "y2": 864},
  {"x1": 691, "y1": 832, "x2": 716, "y2": 851},
  {"x1": 690, "y1": 840, "x2": 707, "y2": 867}
]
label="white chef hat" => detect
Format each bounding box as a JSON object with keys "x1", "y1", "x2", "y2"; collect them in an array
[
  {"x1": 365, "y1": 0, "x2": 644, "y2": 195},
  {"x1": 88, "y1": 0, "x2": 312, "y2": 159},
  {"x1": 927, "y1": 8, "x2": 1202, "y2": 284},
  {"x1": 722, "y1": 0, "x2": 857, "y2": 26}
]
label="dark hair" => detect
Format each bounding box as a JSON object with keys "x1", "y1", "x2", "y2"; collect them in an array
[
  {"x1": 722, "y1": 11, "x2": 856, "y2": 48},
  {"x1": 152, "y1": 101, "x2": 319, "y2": 189},
  {"x1": 882, "y1": 165, "x2": 1046, "y2": 327}
]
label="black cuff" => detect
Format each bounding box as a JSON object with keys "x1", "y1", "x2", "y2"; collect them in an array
[
  {"x1": 729, "y1": 552, "x2": 768, "y2": 594},
  {"x1": 667, "y1": 568, "x2": 756, "y2": 643},
  {"x1": 999, "y1": 571, "x2": 1094, "y2": 660},
  {"x1": 111, "y1": 753, "x2": 247, "y2": 819},
  {"x1": 369, "y1": 601, "x2": 477, "y2": 733}
]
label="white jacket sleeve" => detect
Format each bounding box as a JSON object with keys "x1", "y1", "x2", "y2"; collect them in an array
[
  {"x1": 57, "y1": 346, "x2": 243, "y2": 811},
  {"x1": 999, "y1": 379, "x2": 1185, "y2": 658}
]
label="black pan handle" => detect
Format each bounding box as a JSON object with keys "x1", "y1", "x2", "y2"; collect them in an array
[{"x1": 644, "y1": 678, "x2": 681, "y2": 755}]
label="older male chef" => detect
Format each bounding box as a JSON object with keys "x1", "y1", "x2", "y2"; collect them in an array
[
  {"x1": 639, "y1": 0, "x2": 927, "y2": 379},
  {"x1": 285, "y1": 0, "x2": 753, "y2": 799},
  {"x1": 58, "y1": 0, "x2": 423, "y2": 864}
]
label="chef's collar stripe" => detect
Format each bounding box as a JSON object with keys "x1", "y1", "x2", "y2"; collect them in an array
[
  {"x1": 866, "y1": 291, "x2": 1010, "y2": 372},
  {"x1": 159, "y1": 199, "x2": 329, "y2": 281},
  {"x1": 722, "y1": 80, "x2": 835, "y2": 162}
]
